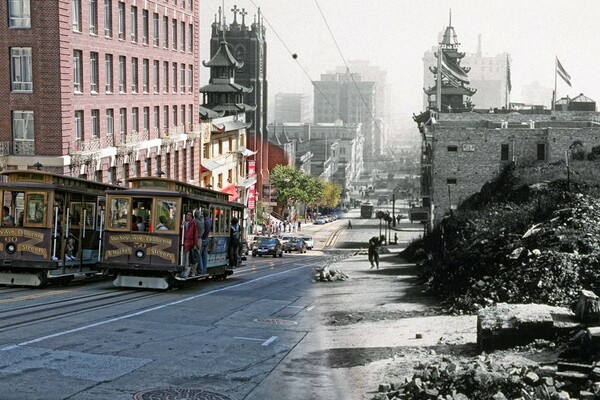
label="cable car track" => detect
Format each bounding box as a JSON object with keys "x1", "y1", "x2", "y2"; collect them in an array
[{"x1": 0, "y1": 290, "x2": 164, "y2": 333}]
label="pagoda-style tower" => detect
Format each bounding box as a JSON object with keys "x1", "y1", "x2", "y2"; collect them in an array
[
  {"x1": 424, "y1": 13, "x2": 476, "y2": 113},
  {"x1": 198, "y1": 32, "x2": 256, "y2": 119}
]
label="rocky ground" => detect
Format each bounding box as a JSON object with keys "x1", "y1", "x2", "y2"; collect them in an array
[{"x1": 362, "y1": 165, "x2": 600, "y2": 399}]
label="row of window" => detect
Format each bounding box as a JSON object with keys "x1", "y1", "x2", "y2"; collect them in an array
[
  {"x1": 8, "y1": 0, "x2": 193, "y2": 40},
  {"x1": 73, "y1": 105, "x2": 195, "y2": 142},
  {"x1": 72, "y1": 0, "x2": 194, "y2": 53},
  {"x1": 446, "y1": 143, "x2": 547, "y2": 161},
  {"x1": 72, "y1": 50, "x2": 194, "y2": 95}
]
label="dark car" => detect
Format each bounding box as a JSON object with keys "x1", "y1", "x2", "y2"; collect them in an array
[
  {"x1": 252, "y1": 237, "x2": 283, "y2": 258},
  {"x1": 283, "y1": 237, "x2": 307, "y2": 253}
]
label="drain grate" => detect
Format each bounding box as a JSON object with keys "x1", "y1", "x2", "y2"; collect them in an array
[
  {"x1": 133, "y1": 388, "x2": 238, "y2": 400},
  {"x1": 254, "y1": 318, "x2": 298, "y2": 325}
]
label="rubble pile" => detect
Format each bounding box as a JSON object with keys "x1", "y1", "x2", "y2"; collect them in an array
[
  {"x1": 372, "y1": 351, "x2": 600, "y2": 400},
  {"x1": 402, "y1": 174, "x2": 600, "y2": 314},
  {"x1": 313, "y1": 265, "x2": 349, "y2": 282}
]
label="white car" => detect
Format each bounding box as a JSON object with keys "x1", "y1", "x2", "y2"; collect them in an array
[
  {"x1": 302, "y1": 236, "x2": 314, "y2": 250},
  {"x1": 280, "y1": 235, "x2": 294, "y2": 244},
  {"x1": 314, "y1": 217, "x2": 326, "y2": 225}
]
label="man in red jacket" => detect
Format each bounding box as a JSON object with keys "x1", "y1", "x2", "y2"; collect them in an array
[{"x1": 178, "y1": 211, "x2": 198, "y2": 278}]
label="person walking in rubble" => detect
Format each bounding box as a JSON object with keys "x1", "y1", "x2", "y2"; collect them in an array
[{"x1": 368, "y1": 235, "x2": 384, "y2": 269}]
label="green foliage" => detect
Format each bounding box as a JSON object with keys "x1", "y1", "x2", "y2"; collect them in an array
[{"x1": 269, "y1": 165, "x2": 323, "y2": 209}]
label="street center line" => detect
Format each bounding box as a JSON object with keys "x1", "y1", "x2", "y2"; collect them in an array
[{"x1": 233, "y1": 336, "x2": 265, "y2": 342}]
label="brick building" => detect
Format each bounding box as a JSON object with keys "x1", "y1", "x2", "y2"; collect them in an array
[
  {"x1": 0, "y1": 0, "x2": 200, "y2": 183},
  {"x1": 419, "y1": 110, "x2": 600, "y2": 228}
]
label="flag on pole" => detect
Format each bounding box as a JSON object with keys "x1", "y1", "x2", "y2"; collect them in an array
[
  {"x1": 506, "y1": 56, "x2": 512, "y2": 93},
  {"x1": 556, "y1": 58, "x2": 572, "y2": 87},
  {"x1": 439, "y1": 51, "x2": 470, "y2": 84}
]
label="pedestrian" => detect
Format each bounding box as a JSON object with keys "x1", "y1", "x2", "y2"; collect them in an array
[
  {"x1": 178, "y1": 211, "x2": 198, "y2": 278},
  {"x1": 297, "y1": 220, "x2": 301, "y2": 231},
  {"x1": 229, "y1": 217, "x2": 241, "y2": 267},
  {"x1": 194, "y1": 210, "x2": 205, "y2": 274},
  {"x1": 368, "y1": 235, "x2": 383, "y2": 269},
  {"x1": 394, "y1": 232, "x2": 398, "y2": 244},
  {"x1": 348, "y1": 220, "x2": 352, "y2": 229},
  {"x1": 200, "y1": 209, "x2": 212, "y2": 275}
]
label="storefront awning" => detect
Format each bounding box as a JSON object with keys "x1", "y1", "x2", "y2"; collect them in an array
[
  {"x1": 237, "y1": 147, "x2": 257, "y2": 157},
  {"x1": 220, "y1": 184, "x2": 239, "y2": 201},
  {"x1": 201, "y1": 159, "x2": 225, "y2": 172},
  {"x1": 236, "y1": 176, "x2": 257, "y2": 189}
]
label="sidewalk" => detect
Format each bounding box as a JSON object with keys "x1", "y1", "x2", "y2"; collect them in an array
[{"x1": 309, "y1": 210, "x2": 477, "y2": 399}]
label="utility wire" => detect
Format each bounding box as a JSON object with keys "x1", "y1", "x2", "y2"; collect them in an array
[
  {"x1": 247, "y1": 0, "x2": 345, "y2": 125},
  {"x1": 313, "y1": 0, "x2": 399, "y2": 160}
]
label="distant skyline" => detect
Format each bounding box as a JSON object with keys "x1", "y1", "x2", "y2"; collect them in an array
[{"x1": 200, "y1": 0, "x2": 600, "y2": 137}]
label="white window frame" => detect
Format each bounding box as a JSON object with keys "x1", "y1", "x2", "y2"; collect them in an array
[
  {"x1": 105, "y1": 54, "x2": 113, "y2": 93},
  {"x1": 73, "y1": 50, "x2": 83, "y2": 92},
  {"x1": 130, "y1": 5, "x2": 138, "y2": 43},
  {"x1": 131, "y1": 57, "x2": 138, "y2": 93},
  {"x1": 180, "y1": 63, "x2": 186, "y2": 92},
  {"x1": 142, "y1": 58, "x2": 149, "y2": 93},
  {"x1": 106, "y1": 109, "x2": 114, "y2": 137},
  {"x1": 117, "y1": 1, "x2": 125, "y2": 40},
  {"x1": 153, "y1": 60, "x2": 159, "y2": 93},
  {"x1": 89, "y1": 0, "x2": 98, "y2": 35},
  {"x1": 188, "y1": 65, "x2": 192, "y2": 92},
  {"x1": 13, "y1": 110, "x2": 34, "y2": 141},
  {"x1": 104, "y1": 0, "x2": 112, "y2": 37},
  {"x1": 91, "y1": 109, "x2": 100, "y2": 138},
  {"x1": 72, "y1": 0, "x2": 82, "y2": 32},
  {"x1": 153, "y1": 13, "x2": 159, "y2": 46},
  {"x1": 119, "y1": 55, "x2": 126, "y2": 93},
  {"x1": 9, "y1": 0, "x2": 31, "y2": 28},
  {"x1": 90, "y1": 52, "x2": 99, "y2": 92},
  {"x1": 74, "y1": 110, "x2": 83, "y2": 141},
  {"x1": 142, "y1": 9, "x2": 149, "y2": 45},
  {"x1": 10, "y1": 47, "x2": 33, "y2": 92}
]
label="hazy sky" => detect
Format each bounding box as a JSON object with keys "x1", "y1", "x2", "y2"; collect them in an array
[{"x1": 200, "y1": 0, "x2": 600, "y2": 134}]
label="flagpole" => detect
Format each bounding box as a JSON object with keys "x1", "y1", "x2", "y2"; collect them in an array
[
  {"x1": 553, "y1": 56, "x2": 557, "y2": 111},
  {"x1": 505, "y1": 57, "x2": 509, "y2": 110},
  {"x1": 436, "y1": 45, "x2": 442, "y2": 112}
]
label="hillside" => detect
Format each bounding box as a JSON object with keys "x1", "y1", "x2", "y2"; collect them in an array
[{"x1": 401, "y1": 163, "x2": 600, "y2": 315}]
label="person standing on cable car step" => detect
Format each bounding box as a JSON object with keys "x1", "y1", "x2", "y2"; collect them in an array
[
  {"x1": 178, "y1": 211, "x2": 198, "y2": 278},
  {"x1": 229, "y1": 217, "x2": 241, "y2": 268},
  {"x1": 193, "y1": 210, "x2": 204, "y2": 275},
  {"x1": 200, "y1": 209, "x2": 212, "y2": 275}
]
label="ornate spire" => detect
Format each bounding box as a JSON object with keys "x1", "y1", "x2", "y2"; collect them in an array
[
  {"x1": 240, "y1": 8, "x2": 247, "y2": 28},
  {"x1": 231, "y1": 4, "x2": 239, "y2": 25}
]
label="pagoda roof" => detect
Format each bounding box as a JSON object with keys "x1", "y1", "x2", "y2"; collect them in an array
[
  {"x1": 212, "y1": 103, "x2": 257, "y2": 113},
  {"x1": 424, "y1": 85, "x2": 476, "y2": 96},
  {"x1": 203, "y1": 40, "x2": 243, "y2": 68},
  {"x1": 199, "y1": 82, "x2": 253, "y2": 94},
  {"x1": 198, "y1": 105, "x2": 225, "y2": 120}
]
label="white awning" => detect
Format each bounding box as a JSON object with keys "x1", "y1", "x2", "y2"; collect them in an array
[{"x1": 236, "y1": 176, "x2": 257, "y2": 189}]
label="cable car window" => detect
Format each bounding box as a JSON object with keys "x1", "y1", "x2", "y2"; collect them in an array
[
  {"x1": 25, "y1": 192, "x2": 47, "y2": 227},
  {"x1": 155, "y1": 198, "x2": 179, "y2": 232},
  {"x1": 108, "y1": 197, "x2": 130, "y2": 230},
  {"x1": 132, "y1": 198, "x2": 152, "y2": 231}
]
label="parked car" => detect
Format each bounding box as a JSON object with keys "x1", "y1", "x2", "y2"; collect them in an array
[
  {"x1": 314, "y1": 217, "x2": 327, "y2": 225},
  {"x1": 283, "y1": 237, "x2": 307, "y2": 253},
  {"x1": 302, "y1": 236, "x2": 314, "y2": 250},
  {"x1": 252, "y1": 237, "x2": 283, "y2": 258}
]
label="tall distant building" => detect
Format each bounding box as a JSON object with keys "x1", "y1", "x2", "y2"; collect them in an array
[
  {"x1": 0, "y1": 0, "x2": 201, "y2": 182},
  {"x1": 209, "y1": 5, "x2": 268, "y2": 210},
  {"x1": 209, "y1": 5, "x2": 267, "y2": 147},
  {"x1": 424, "y1": 32, "x2": 510, "y2": 110},
  {"x1": 273, "y1": 93, "x2": 312, "y2": 124},
  {"x1": 313, "y1": 73, "x2": 376, "y2": 161}
]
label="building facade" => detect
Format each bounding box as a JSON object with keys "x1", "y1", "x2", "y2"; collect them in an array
[
  {"x1": 0, "y1": 0, "x2": 201, "y2": 183},
  {"x1": 313, "y1": 72, "x2": 376, "y2": 161},
  {"x1": 209, "y1": 5, "x2": 267, "y2": 206},
  {"x1": 419, "y1": 111, "x2": 600, "y2": 229},
  {"x1": 273, "y1": 92, "x2": 312, "y2": 124}
]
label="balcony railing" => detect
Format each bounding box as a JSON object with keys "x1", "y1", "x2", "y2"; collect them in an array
[
  {"x1": 14, "y1": 140, "x2": 34, "y2": 155},
  {"x1": 0, "y1": 141, "x2": 11, "y2": 156}
]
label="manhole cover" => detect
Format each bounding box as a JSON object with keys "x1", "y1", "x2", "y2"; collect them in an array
[
  {"x1": 254, "y1": 318, "x2": 298, "y2": 325},
  {"x1": 133, "y1": 388, "x2": 238, "y2": 400}
]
